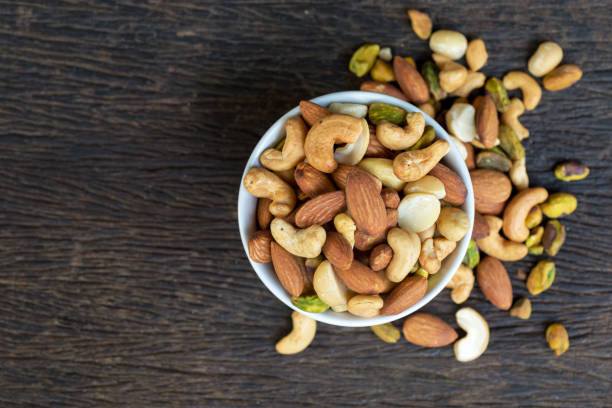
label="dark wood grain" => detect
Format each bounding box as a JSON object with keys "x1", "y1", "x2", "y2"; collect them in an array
[{"x1": 0, "y1": 0, "x2": 611, "y2": 407}]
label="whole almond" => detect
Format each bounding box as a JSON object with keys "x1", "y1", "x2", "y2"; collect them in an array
[
  {"x1": 257, "y1": 198, "x2": 273, "y2": 229},
  {"x1": 332, "y1": 164, "x2": 383, "y2": 191},
  {"x1": 248, "y1": 230, "x2": 273, "y2": 263},
  {"x1": 428, "y1": 163, "x2": 467, "y2": 205},
  {"x1": 393, "y1": 56, "x2": 430, "y2": 104},
  {"x1": 472, "y1": 211, "x2": 490, "y2": 239},
  {"x1": 360, "y1": 81, "x2": 408, "y2": 102},
  {"x1": 477, "y1": 256, "x2": 513, "y2": 310},
  {"x1": 354, "y1": 208, "x2": 398, "y2": 251},
  {"x1": 322, "y1": 231, "x2": 354, "y2": 270},
  {"x1": 346, "y1": 169, "x2": 387, "y2": 236},
  {"x1": 370, "y1": 244, "x2": 393, "y2": 271},
  {"x1": 470, "y1": 169, "x2": 512, "y2": 206},
  {"x1": 294, "y1": 162, "x2": 336, "y2": 198},
  {"x1": 476, "y1": 198, "x2": 506, "y2": 215},
  {"x1": 365, "y1": 130, "x2": 395, "y2": 159},
  {"x1": 299, "y1": 100, "x2": 331, "y2": 127},
  {"x1": 270, "y1": 242, "x2": 304, "y2": 297},
  {"x1": 402, "y1": 313, "x2": 459, "y2": 347},
  {"x1": 381, "y1": 188, "x2": 400, "y2": 209},
  {"x1": 380, "y1": 275, "x2": 428, "y2": 315},
  {"x1": 464, "y1": 141, "x2": 476, "y2": 169},
  {"x1": 294, "y1": 191, "x2": 346, "y2": 228},
  {"x1": 334, "y1": 260, "x2": 385, "y2": 295},
  {"x1": 475, "y1": 94, "x2": 498, "y2": 148}
]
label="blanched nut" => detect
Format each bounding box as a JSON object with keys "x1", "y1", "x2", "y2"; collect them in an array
[
  {"x1": 438, "y1": 60, "x2": 468, "y2": 93},
  {"x1": 451, "y1": 71, "x2": 486, "y2": 98},
  {"x1": 446, "y1": 264, "x2": 474, "y2": 304},
  {"x1": 503, "y1": 71, "x2": 542, "y2": 111},
  {"x1": 502, "y1": 187, "x2": 549, "y2": 242},
  {"x1": 528, "y1": 41, "x2": 563, "y2": 77},
  {"x1": 393, "y1": 139, "x2": 450, "y2": 182},
  {"x1": 446, "y1": 103, "x2": 478, "y2": 142},
  {"x1": 276, "y1": 311, "x2": 316, "y2": 355},
  {"x1": 376, "y1": 112, "x2": 425, "y2": 150},
  {"x1": 403, "y1": 175, "x2": 446, "y2": 199},
  {"x1": 476, "y1": 216, "x2": 528, "y2": 261},
  {"x1": 398, "y1": 193, "x2": 441, "y2": 233},
  {"x1": 244, "y1": 167, "x2": 296, "y2": 217},
  {"x1": 386, "y1": 227, "x2": 421, "y2": 282},
  {"x1": 429, "y1": 30, "x2": 468, "y2": 60},
  {"x1": 270, "y1": 218, "x2": 326, "y2": 258},
  {"x1": 466, "y1": 39, "x2": 488, "y2": 71},
  {"x1": 437, "y1": 206, "x2": 470, "y2": 241},
  {"x1": 358, "y1": 158, "x2": 406, "y2": 191},
  {"x1": 347, "y1": 294, "x2": 384, "y2": 317},
  {"x1": 454, "y1": 307, "x2": 489, "y2": 362},
  {"x1": 334, "y1": 118, "x2": 370, "y2": 165},
  {"x1": 419, "y1": 237, "x2": 457, "y2": 274},
  {"x1": 333, "y1": 213, "x2": 356, "y2": 248},
  {"x1": 509, "y1": 157, "x2": 529, "y2": 191},
  {"x1": 501, "y1": 98, "x2": 529, "y2": 140},
  {"x1": 304, "y1": 114, "x2": 364, "y2": 173},
  {"x1": 313, "y1": 260, "x2": 350, "y2": 312},
  {"x1": 260, "y1": 116, "x2": 307, "y2": 171}
]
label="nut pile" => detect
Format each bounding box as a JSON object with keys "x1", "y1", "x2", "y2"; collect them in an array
[
  {"x1": 245, "y1": 98, "x2": 472, "y2": 331},
  {"x1": 344, "y1": 9, "x2": 586, "y2": 360}
]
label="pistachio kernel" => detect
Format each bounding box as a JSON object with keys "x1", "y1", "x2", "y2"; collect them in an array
[
  {"x1": 485, "y1": 77, "x2": 510, "y2": 112},
  {"x1": 546, "y1": 323, "x2": 569, "y2": 356},
  {"x1": 541, "y1": 192, "x2": 577, "y2": 218},
  {"x1": 509, "y1": 297, "x2": 532, "y2": 319},
  {"x1": 370, "y1": 323, "x2": 401, "y2": 343},
  {"x1": 528, "y1": 245, "x2": 544, "y2": 255},
  {"x1": 542, "y1": 220, "x2": 566, "y2": 256},
  {"x1": 526, "y1": 260, "x2": 555, "y2": 295},
  {"x1": 462, "y1": 240, "x2": 480, "y2": 269},
  {"x1": 349, "y1": 44, "x2": 381, "y2": 77},
  {"x1": 525, "y1": 226, "x2": 544, "y2": 247},
  {"x1": 525, "y1": 205, "x2": 543, "y2": 229},
  {"x1": 554, "y1": 161, "x2": 589, "y2": 182},
  {"x1": 291, "y1": 295, "x2": 330, "y2": 313}
]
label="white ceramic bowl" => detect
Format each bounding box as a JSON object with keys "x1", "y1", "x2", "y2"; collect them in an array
[{"x1": 238, "y1": 91, "x2": 474, "y2": 327}]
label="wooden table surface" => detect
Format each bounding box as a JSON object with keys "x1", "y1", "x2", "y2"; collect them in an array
[{"x1": 1, "y1": 1, "x2": 611, "y2": 407}]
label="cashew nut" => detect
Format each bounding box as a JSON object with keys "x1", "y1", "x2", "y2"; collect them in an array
[
  {"x1": 244, "y1": 167, "x2": 296, "y2": 216},
  {"x1": 333, "y1": 213, "x2": 356, "y2": 248},
  {"x1": 509, "y1": 157, "x2": 529, "y2": 191},
  {"x1": 304, "y1": 114, "x2": 363, "y2": 173},
  {"x1": 386, "y1": 227, "x2": 421, "y2": 282},
  {"x1": 347, "y1": 294, "x2": 384, "y2": 317},
  {"x1": 502, "y1": 71, "x2": 542, "y2": 111},
  {"x1": 501, "y1": 98, "x2": 529, "y2": 140},
  {"x1": 466, "y1": 38, "x2": 488, "y2": 71},
  {"x1": 334, "y1": 118, "x2": 370, "y2": 165},
  {"x1": 419, "y1": 237, "x2": 456, "y2": 274},
  {"x1": 276, "y1": 311, "x2": 317, "y2": 355},
  {"x1": 313, "y1": 260, "x2": 350, "y2": 313},
  {"x1": 270, "y1": 218, "x2": 326, "y2": 258},
  {"x1": 260, "y1": 116, "x2": 307, "y2": 171},
  {"x1": 438, "y1": 60, "x2": 468, "y2": 93},
  {"x1": 446, "y1": 103, "x2": 477, "y2": 142},
  {"x1": 436, "y1": 206, "x2": 470, "y2": 241},
  {"x1": 502, "y1": 187, "x2": 548, "y2": 242},
  {"x1": 376, "y1": 112, "x2": 425, "y2": 150},
  {"x1": 476, "y1": 216, "x2": 528, "y2": 261},
  {"x1": 417, "y1": 223, "x2": 436, "y2": 242},
  {"x1": 451, "y1": 71, "x2": 486, "y2": 97},
  {"x1": 358, "y1": 158, "x2": 406, "y2": 191},
  {"x1": 393, "y1": 139, "x2": 450, "y2": 182},
  {"x1": 403, "y1": 175, "x2": 446, "y2": 199},
  {"x1": 454, "y1": 307, "x2": 489, "y2": 362},
  {"x1": 398, "y1": 193, "x2": 441, "y2": 233},
  {"x1": 446, "y1": 264, "x2": 474, "y2": 304}
]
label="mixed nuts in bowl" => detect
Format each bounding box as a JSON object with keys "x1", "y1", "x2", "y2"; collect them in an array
[{"x1": 238, "y1": 90, "x2": 474, "y2": 327}]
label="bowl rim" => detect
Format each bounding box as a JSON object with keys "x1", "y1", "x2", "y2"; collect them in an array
[{"x1": 238, "y1": 90, "x2": 474, "y2": 327}]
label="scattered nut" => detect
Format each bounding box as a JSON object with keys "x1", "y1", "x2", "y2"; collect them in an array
[
  {"x1": 509, "y1": 297, "x2": 532, "y2": 319},
  {"x1": 525, "y1": 205, "x2": 543, "y2": 229},
  {"x1": 291, "y1": 295, "x2": 329, "y2": 313},
  {"x1": 543, "y1": 64, "x2": 583, "y2": 91},
  {"x1": 446, "y1": 103, "x2": 478, "y2": 142},
  {"x1": 466, "y1": 39, "x2": 488, "y2": 71},
  {"x1": 485, "y1": 77, "x2": 510, "y2": 113},
  {"x1": 403, "y1": 313, "x2": 458, "y2": 347},
  {"x1": 526, "y1": 260, "x2": 555, "y2": 295},
  {"x1": 276, "y1": 311, "x2": 316, "y2": 355},
  {"x1": 378, "y1": 47, "x2": 392, "y2": 62},
  {"x1": 370, "y1": 323, "x2": 401, "y2": 343},
  {"x1": 476, "y1": 256, "x2": 513, "y2": 310},
  {"x1": 503, "y1": 71, "x2": 542, "y2": 110},
  {"x1": 454, "y1": 307, "x2": 489, "y2": 362},
  {"x1": 421, "y1": 60, "x2": 447, "y2": 101},
  {"x1": 546, "y1": 323, "x2": 569, "y2": 356},
  {"x1": 554, "y1": 161, "x2": 589, "y2": 182},
  {"x1": 446, "y1": 264, "x2": 474, "y2": 304},
  {"x1": 393, "y1": 139, "x2": 450, "y2": 182},
  {"x1": 398, "y1": 193, "x2": 441, "y2": 233},
  {"x1": 540, "y1": 192, "x2": 577, "y2": 218},
  {"x1": 477, "y1": 215, "x2": 528, "y2": 261},
  {"x1": 437, "y1": 206, "x2": 470, "y2": 242},
  {"x1": 498, "y1": 124, "x2": 525, "y2": 160},
  {"x1": 429, "y1": 30, "x2": 468, "y2": 60},
  {"x1": 509, "y1": 157, "x2": 529, "y2": 191},
  {"x1": 528, "y1": 245, "x2": 544, "y2": 255},
  {"x1": 476, "y1": 150, "x2": 512, "y2": 172},
  {"x1": 439, "y1": 60, "x2": 468, "y2": 93},
  {"x1": 244, "y1": 167, "x2": 296, "y2": 217},
  {"x1": 501, "y1": 98, "x2": 529, "y2": 140},
  {"x1": 502, "y1": 187, "x2": 549, "y2": 242},
  {"x1": 393, "y1": 56, "x2": 430, "y2": 104},
  {"x1": 528, "y1": 41, "x2": 563, "y2": 77},
  {"x1": 347, "y1": 294, "x2": 384, "y2": 317},
  {"x1": 370, "y1": 59, "x2": 395, "y2": 82},
  {"x1": 543, "y1": 220, "x2": 566, "y2": 256},
  {"x1": 386, "y1": 227, "x2": 421, "y2": 282},
  {"x1": 408, "y1": 9, "x2": 433, "y2": 40},
  {"x1": 525, "y1": 225, "x2": 544, "y2": 248},
  {"x1": 349, "y1": 44, "x2": 381, "y2": 77}
]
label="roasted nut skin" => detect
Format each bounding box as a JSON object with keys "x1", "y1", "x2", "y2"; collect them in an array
[
  {"x1": 291, "y1": 295, "x2": 329, "y2": 313},
  {"x1": 546, "y1": 324, "x2": 569, "y2": 356},
  {"x1": 543, "y1": 220, "x2": 566, "y2": 256}
]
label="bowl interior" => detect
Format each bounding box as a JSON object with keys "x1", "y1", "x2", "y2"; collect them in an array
[{"x1": 238, "y1": 91, "x2": 474, "y2": 327}]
